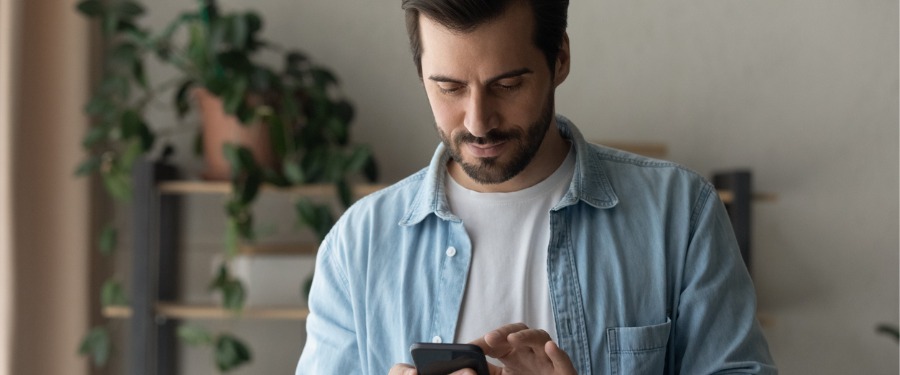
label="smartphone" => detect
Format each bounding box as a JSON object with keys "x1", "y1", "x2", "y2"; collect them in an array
[{"x1": 410, "y1": 342, "x2": 490, "y2": 375}]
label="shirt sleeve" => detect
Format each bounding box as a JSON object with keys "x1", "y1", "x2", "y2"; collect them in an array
[
  {"x1": 674, "y1": 183, "x2": 778, "y2": 374},
  {"x1": 295, "y1": 232, "x2": 362, "y2": 374}
]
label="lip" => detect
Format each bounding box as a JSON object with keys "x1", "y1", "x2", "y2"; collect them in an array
[{"x1": 465, "y1": 141, "x2": 507, "y2": 158}]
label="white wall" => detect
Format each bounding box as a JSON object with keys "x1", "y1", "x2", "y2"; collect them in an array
[{"x1": 144, "y1": 1, "x2": 899, "y2": 374}]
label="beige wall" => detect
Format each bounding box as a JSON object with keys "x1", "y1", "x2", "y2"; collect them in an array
[
  {"x1": 142, "y1": 1, "x2": 897, "y2": 374},
  {"x1": 4, "y1": 0, "x2": 93, "y2": 374}
]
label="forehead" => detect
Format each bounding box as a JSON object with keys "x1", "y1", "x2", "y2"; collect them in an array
[{"x1": 418, "y1": 2, "x2": 544, "y2": 78}]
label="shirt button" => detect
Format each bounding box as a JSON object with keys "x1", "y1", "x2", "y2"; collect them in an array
[
  {"x1": 446, "y1": 247, "x2": 457, "y2": 257},
  {"x1": 432, "y1": 336, "x2": 442, "y2": 343}
]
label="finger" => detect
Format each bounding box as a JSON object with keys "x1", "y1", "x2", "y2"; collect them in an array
[
  {"x1": 475, "y1": 323, "x2": 530, "y2": 359},
  {"x1": 545, "y1": 341, "x2": 578, "y2": 374},
  {"x1": 388, "y1": 363, "x2": 417, "y2": 375},
  {"x1": 507, "y1": 328, "x2": 552, "y2": 347},
  {"x1": 448, "y1": 369, "x2": 477, "y2": 375},
  {"x1": 508, "y1": 328, "x2": 553, "y2": 359}
]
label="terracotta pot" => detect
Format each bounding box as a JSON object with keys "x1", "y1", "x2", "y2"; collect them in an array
[{"x1": 194, "y1": 88, "x2": 276, "y2": 180}]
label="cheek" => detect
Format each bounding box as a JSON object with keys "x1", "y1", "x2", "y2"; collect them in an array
[{"x1": 425, "y1": 91, "x2": 462, "y2": 126}]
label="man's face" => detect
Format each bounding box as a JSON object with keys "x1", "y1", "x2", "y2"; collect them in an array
[{"x1": 418, "y1": 2, "x2": 567, "y2": 185}]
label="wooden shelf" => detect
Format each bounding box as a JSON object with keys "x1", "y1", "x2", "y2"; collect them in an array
[
  {"x1": 103, "y1": 303, "x2": 309, "y2": 321},
  {"x1": 157, "y1": 181, "x2": 386, "y2": 198},
  {"x1": 718, "y1": 190, "x2": 778, "y2": 204},
  {"x1": 239, "y1": 243, "x2": 317, "y2": 256}
]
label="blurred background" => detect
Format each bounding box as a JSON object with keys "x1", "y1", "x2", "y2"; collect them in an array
[{"x1": 0, "y1": 0, "x2": 897, "y2": 374}]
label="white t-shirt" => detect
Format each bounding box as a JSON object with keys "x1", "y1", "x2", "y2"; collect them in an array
[{"x1": 448, "y1": 148, "x2": 575, "y2": 347}]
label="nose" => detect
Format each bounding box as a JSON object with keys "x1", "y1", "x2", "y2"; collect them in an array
[{"x1": 463, "y1": 89, "x2": 497, "y2": 138}]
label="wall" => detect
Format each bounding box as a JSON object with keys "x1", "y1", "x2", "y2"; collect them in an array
[{"x1": 143, "y1": 1, "x2": 899, "y2": 374}]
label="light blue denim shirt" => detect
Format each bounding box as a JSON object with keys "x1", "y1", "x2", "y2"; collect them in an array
[{"x1": 296, "y1": 116, "x2": 776, "y2": 374}]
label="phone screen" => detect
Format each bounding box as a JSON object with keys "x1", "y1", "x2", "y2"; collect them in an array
[{"x1": 410, "y1": 343, "x2": 490, "y2": 375}]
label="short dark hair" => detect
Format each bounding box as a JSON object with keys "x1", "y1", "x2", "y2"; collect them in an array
[{"x1": 401, "y1": 0, "x2": 569, "y2": 77}]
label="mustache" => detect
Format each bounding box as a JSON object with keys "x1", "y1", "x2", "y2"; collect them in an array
[{"x1": 454, "y1": 129, "x2": 522, "y2": 145}]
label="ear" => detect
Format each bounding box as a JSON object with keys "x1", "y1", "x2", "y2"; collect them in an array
[{"x1": 553, "y1": 32, "x2": 571, "y2": 87}]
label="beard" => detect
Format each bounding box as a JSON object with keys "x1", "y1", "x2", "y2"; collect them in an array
[{"x1": 437, "y1": 93, "x2": 555, "y2": 185}]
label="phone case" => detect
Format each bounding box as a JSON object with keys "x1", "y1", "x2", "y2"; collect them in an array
[{"x1": 410, "y1": 343, "x2": 490, "y2": 375}]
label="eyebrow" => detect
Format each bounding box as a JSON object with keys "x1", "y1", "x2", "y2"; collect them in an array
[{"x1": 428, "y1": 67, "x2": 534, "y2": 85}]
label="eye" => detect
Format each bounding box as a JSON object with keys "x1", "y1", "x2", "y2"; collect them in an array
[
  {"x1": 494, "y1": 79, "x2": 522, "y2": 92},
  {"x1": 436, "y1": 83, "x2": 464, "y2": 95}
]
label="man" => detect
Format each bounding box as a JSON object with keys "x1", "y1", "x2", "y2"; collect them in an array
[{"x1": 296, "y1": 0, "x2": 776, "y2": 374}]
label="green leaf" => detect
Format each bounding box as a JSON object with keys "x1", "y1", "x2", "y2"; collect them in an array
[
  {"x1": 295, "y1": 199, "x2": 334, "y2": 241},
  {"x1": 245, "y1": 12, "x2": 262, "y2": 34},
  {"x1": 101, "y1": 279, "x2": 127, "y2": 306},
  {"x1": 100, "y1": 75, "x2": 130, "y2": 100},
  {"x1": 75, "y1": 156, "x2": 101, "y2": 177},
  {"x1": 215, "y1": 334, "x2": 252, "y2": 372},
  {"x1": 336, "y1": 179, "x2": 353, "y2": 208},
  {"x1": 363, "y1": 156, "x2": 379, "y2": 182},
  {"x1": 267, "y1": 111, "x2": 287, "y2": 157},
  {"x1": 75, "y1": 0, "x2": 104, "y2": 18},
  {"x1": 118, "y1": 139, "x2": 143, "y2": 171},
  {"x1": 310, "y1": 67, "x2": 338, "y2": 88},
  {"x1": 222, "y1": 144, "x2": 242, "y2": 174},
  {"x1": 285, "y1": 51, "x2": 308, "y2": 71},
  {"x1": 137, "y1": 121, "x2": 155, "y2": 152},
  {"x1": 236, "y1": 104, "x2": 255, "y2": 124},
  {"x1": 114, "y1": 1, "x2": 144, "y2": 18},
  {"x1": 302, "y1": 273, "x2": 314, "y2": 301},
  {"x1": 876, "y1": 324, "x2": 899, "y2": 342},
  {"x1": 236, "y1": 171, "x2": 261, "y2": 205},
  {"x1": 81, "y1": 126, "x2": 107, "y2": 148},
  {"x1": 132, "y1": 60, "x2": 147, "y2": 89},
  {"x1": 221, "y1": 280, "x2": 245, "y2": 312},
  {"x1": 294, "y1": 198, "x2": 317, "y2": 229},
  {"x1": 208, "y1": 264, "x2": 245, "y2": 311},
  {"x1": 334, "y1": 100, "x2": 355, "y2": 124},
  {"x1": 177, "y1": 325, "x2": 214, "y2": 346},
  {"x1": 111, "y1": 42, "x2": 139, "y2": 67},
  {"x1": 344, "y1": 146, "x2": 372, "y2": 175},
  {"x1": 174, "y1": 80, "x2": 195, "y2": 118},
  {"x1": 98, "y1": 224, "x2": 117, "y2": 256},
  {"x1": 120, "y1": 110, "x2": 141, "y2": 138},
  {"x1": 102, "y1": 14, "x2": 120, "y2": 37},
  {"x1": 209, "y1": 265, "x2": 230, "y2": 291},
  {"x1": 249, "y1": 67, "x2": 275, "y2": 92},
  {"x1": 193, "y1": 130, "x2": 203, "y2": 156},
  {"x1": 224, "y1": 218, "x2": 240, "y2": 258},
  {"x1": 283, "y1": 159, "x2": 306, "y2": 184},
  {"x1": 102, "y1": 169, "x2": 131, "y2": 201},
  {"x1": 230, "y1": 14, "x2": 248, "y2": 48},
  {"x1": 221, "y1": 76, "x2": 249, "y2": 117},
  {"x1": 326, "y1": 117, "x2": 349, "y2": 145},
  {"x1": 84, "y1": 97, "x2": 110, "y2": 116},
  {"x1": 78, "y1": 326, "x2": 111, "y2": 366},
  {"x1": 187, "y1": 21, "x2": 210, "y2": 72}
]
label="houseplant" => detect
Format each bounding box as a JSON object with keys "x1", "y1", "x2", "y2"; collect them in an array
[{"x1": 75, "y1": 0, "x2": 377, "y2": 371}]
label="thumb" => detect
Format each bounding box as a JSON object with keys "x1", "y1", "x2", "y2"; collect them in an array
[
  {"x1": 388, "y1": 363, "x2": 418, "y2": 375},
  {"x1": 545, "y1": 341, "x2": 577, "y2": 374}
]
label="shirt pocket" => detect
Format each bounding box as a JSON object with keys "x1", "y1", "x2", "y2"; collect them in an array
[{"x1": 606, "y1": 318, "x2": 672, "y2": 375}]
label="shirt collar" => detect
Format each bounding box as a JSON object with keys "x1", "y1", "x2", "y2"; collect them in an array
[{"x1": 400, "y1": 114, "x2": 618, "y2": 226}]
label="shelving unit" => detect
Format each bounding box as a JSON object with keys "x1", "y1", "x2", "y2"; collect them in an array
[
  {"x1": 122, "y1": 159, "x2": 384, "y2": 375},
  {"x1": 104, "y1": 304, "x2": 309, "y2": 320},
  {"x1": 120, "y1": 159, "x2": 772, "y2": 374}
]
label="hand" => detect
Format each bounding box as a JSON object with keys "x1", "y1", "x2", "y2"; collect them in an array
[
  {"x1": 471, "y1": 323, "x2": 577, "y2": 375},
  {"x1": 388, "y1": 362, "x2": 481, "y2": 375}
]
